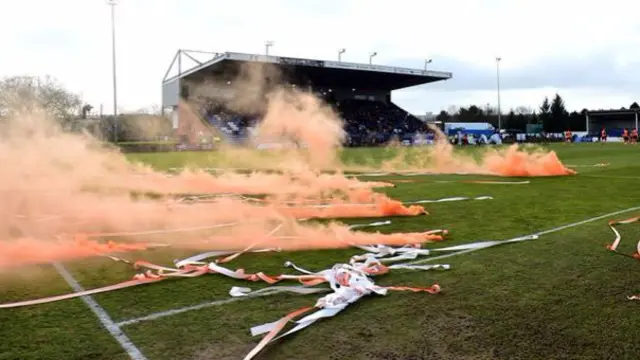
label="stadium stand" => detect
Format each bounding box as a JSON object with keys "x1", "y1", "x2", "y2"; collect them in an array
[
  {"x1": 201, "y1": 104, "x2": 255, "y2": 144},
  {"x1": 584, "y1": 109, "x2": 639, "y2": 140},
  {"x1": 335, "y1": 99, "x2": 427, "y2": 145},
  {"x1": 161, "y1": 50, "x2": 452, "y2": 146}
]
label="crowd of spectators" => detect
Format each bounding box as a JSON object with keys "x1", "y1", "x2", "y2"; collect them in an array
[
  {"x1": 203, "y1": 105, "x2": 256, "y2": 144},
  {"x1": 201, "y1": 99, "x2": 431, "y2": 147},
  {"x1": 335, "y1": 99, "x2": 430, "y2": 146}
]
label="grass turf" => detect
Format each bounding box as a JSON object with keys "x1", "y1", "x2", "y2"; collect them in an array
[{"x1": 1, "y1": 143, "x2": 639, "y2": 360}]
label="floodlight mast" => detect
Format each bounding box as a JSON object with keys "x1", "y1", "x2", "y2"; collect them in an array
[
  {"x1": 107, "y1": 0, "x2": 119, "y2": 142},
  {"x1": 338, "y1": 48, "x2": 346, "y2": 62},
  {"x1": 496, "y1": 56, "x2": 502, "y2": 132},
  {"x1": 424, "y1": 59, "x2": 432, "y2": 70},
  {"x1": 265, "y1": 41, "x2": 274, "y2": 55},
  {"x1": 369, "y1": 52, "x2": 377, "y2": 64}
]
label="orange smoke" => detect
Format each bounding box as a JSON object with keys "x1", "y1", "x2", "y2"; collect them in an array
[
  {"x1": 0, "y1": 95, "x2": 433, "y2": 268},
  {"x1": 188, "y1": 221, "x2": 444, "y2": 252},
  {"x1": 143, "y1": 169, "x2": 393, "y2": 196},
  {"x1": 0, "y1": 237, "x2": 147, "y2": 268},
  {"x1": 483, "y1": 145, "x2": 576, "y2": 176},
  {"x1": 274, "y1": 199, "x2": 426, "y2": 219},
  {"x1": 280, "y1": 222, "x2": 443, "y2": 250},
  {"x1": 188, "y1": 191, "x2": 423, "y2": 221},
  {"x1": 2, "y1": 65, "x2": 574, "y2": 272},
  {"x1": 251, "y1": 88, "x2": 346, "y2": 169},
  {"x1": 369, "y1": 126, "x2": 575, "y2": 177},
  {"x1": 0, "y1": 221, "x2": 443, "y2": 268}
]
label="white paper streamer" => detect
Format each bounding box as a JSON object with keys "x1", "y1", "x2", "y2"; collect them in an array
[
  {"x1": 405, "y1": 196, "x2": 493, "y2": 204},
  {"x1": 388, "y1": 264, "x2": 450, "y2": 271},
  {"x1": 276, "y1": 196, "x2": 493, "y2": 209},
  {"x1": 348, "y1": 220, "x2": 392, "y2": 230},
  {"x1": 404, "y1": 235, "x2": 539, "y2": 265},
  {"x1": 283, "y1": 261, "x2": 317, "y2": 275},
  {"x1": 229, "y1": 286, "x2": 329, "y2": 298}
]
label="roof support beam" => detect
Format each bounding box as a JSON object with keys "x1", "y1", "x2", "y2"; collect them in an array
[{"x1": 162, "y1": 50, "x2": 180, "y2": 82}]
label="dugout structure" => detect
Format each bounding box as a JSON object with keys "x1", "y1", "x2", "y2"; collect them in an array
[
  {"x1": 160, "y1": 50, "x2": 452, "y2": 141},
  {"x1": 584, "y1": 109, "x2": 639, "y2": 136}
]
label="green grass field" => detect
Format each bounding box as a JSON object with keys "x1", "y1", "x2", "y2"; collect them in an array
[{"x1": 1, "y1": 143, "x2": 639, "y2": 360}]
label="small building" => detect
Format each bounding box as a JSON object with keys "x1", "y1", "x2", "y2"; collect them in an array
[{"x1": 444, "y1": 122, "x2": 495, "y2": 136}]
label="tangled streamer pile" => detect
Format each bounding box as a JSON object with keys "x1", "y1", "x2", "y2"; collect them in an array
[{"x1": 0, "y1": 221, "x2": 449, "y2": 359}]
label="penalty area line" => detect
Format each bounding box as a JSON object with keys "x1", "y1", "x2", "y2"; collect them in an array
[
  {"x1": 116, "y1": 287, "x2": 324, "y2": 328},
  {"x1": 408, "y1": 204, "x2": 640, "y2": 264},
  {"x1": 116, "y1": 296, "x2": 252, "y2": 327},
  {"x1": 53, "y1": 262, "x2": 148, "y2": 360}
]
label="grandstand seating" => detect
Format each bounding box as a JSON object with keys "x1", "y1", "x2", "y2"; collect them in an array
[
  {"x1": 336, "y1": 100, "x2": 429, "y2": 146},
  {"x1": 201, "y1": 99, "x2": 428, "y2": 147},
  {"x1": 202, "y1": 106, "x2": 255, "y2": 144}
]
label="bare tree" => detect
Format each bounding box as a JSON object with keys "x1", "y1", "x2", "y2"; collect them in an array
[
  {"x1": 132, "y1": 104, "x2": 163, "y2": 116},
  {"x1": 0, "y1": 75, "x2": 81, "y2": 121},
  {"x1": 515, "y1": 106, "x2": 533, "y2": 115}
]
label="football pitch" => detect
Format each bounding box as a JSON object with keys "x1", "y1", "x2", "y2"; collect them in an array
[{"x1": 1, "y1": 143, "x2": 639, "y2": 360}]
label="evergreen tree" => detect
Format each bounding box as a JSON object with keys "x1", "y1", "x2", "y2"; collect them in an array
[
  {"x1": 531, "y1": 112, "x2": 540, "y2": 126},
  {"x1": 539, "y1": 97, "x2": 551, "y2": 132},
  {"x1": 516, "y1": 113, "x2": 527, "y2": 131},
  {"x1": 507, "y1": 110, "x2": 516, "y2": 129},
  {"x1": 435, "y1": 110, "x2": 451, "y2": 122},
  {"x1": 550, "y1": 93, "x2": 569, "y2": 131}
]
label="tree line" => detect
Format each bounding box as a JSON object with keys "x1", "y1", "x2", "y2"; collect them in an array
[
  {"x1": 435, "y1": 94, "x2": 640, "y2": 133},
  {"x1": 0, "y1": 75, "x2": 172, "y2": 142}
]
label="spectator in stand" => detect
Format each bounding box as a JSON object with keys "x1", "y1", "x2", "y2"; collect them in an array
[{"x1": 202, "y1": 97, "x2": 426, "y2": 147}]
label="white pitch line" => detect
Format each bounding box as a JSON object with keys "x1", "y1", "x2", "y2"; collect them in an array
[
  {"x1": 580, "y1": 174, "x2": 640, "y2": 180},
  {"x1": 53, "y1": 263, "x2": 148, "y2": 360},
  {"x1": 408, "y1": 205, "x2": 640, "y2": 265},
  {"x1": 117, "y1": 297, "x2": 245, "y2": 327},
  {"x1": 116, "y1": 287, "x2": 328, "y2": 327}
]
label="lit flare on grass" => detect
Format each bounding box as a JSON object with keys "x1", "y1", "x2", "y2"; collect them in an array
[
  {"x1": 357, "y1": 126, "x2": 576, "y2": 177},
  {"x1": 0, "y1": 236, "x2": 148, "y2": 268}
]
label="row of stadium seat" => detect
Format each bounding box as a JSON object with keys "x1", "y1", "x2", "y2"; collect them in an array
[
  {"x1": 201, "y1": 99, "x2": 430, "y2": 146},
  {"x1": 336, "y1": 100, "x2": 427, "y2": 146}
]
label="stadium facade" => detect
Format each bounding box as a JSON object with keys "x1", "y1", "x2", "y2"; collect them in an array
[{"x1": 161, "y1": 50, "x2": 452, "y2": 145}]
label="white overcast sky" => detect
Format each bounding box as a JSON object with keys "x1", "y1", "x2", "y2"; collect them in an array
[{"x1": 1, "y1": 0, "x2": 640, "y2": 115}]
